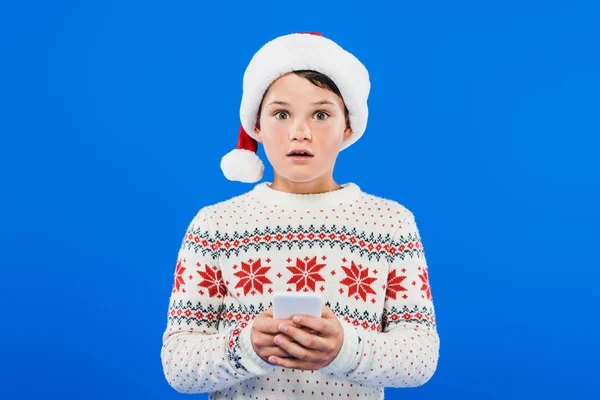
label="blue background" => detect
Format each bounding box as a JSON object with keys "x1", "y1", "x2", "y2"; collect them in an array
[{"x1": 1, "y1": 1, "x2": 599, "y2": 399}]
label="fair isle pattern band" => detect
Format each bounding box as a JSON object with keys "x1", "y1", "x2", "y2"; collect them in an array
[
  {"x1": 167, "y1": 300, "x2": 436, "y2": 332},
  {"x1": 181, "y1": 225, "x2": 424, "y2": 262}
]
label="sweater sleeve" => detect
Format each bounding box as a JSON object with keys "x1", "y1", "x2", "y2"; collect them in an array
[
  {"x1": 320, "y1": 209, "x2": 440, "y2": 388},
  {"x1": 160, "y1": 209, "x2": 275, "y2": 394}
]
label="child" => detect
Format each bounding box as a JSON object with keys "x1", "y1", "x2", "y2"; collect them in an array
[{"x1": 161, "y1": 32, "x2": 440, "y2": 399}]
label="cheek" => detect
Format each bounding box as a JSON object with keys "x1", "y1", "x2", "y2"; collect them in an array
[
  {"x1": 315, "y1": 126, "x2": 345, "y2": 148},
  {"x1": 259, "y1": 129, "x2": 286, "y2": 158}
]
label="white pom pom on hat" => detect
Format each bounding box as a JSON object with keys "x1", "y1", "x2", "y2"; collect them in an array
[
  {"x1": 220, "y1": 126, "x2": 265, "y2": 183},
  {"x1": 220, "y1": 31, "x2": 370, "y2": 183}
]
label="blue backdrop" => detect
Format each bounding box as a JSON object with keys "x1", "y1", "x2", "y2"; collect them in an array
[{"x1": 1, "y1": 1, "x2": 599, "y2": 399}]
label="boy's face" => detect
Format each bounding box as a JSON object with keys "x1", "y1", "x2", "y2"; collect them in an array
[{"x1": 254, "y1": 73, "x2": 353, "y2": 187}]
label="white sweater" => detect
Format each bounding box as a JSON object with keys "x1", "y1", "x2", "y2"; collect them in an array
[{"x1": 161, "y1": 182, "x2": 440, "y2": 399}]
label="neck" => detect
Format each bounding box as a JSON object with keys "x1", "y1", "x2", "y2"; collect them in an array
[
  {"x1": 250, "y1": 181, "x2": 361, "y2": 209},
  {"x1": 269, "y1": 175, "x2": 342, "y2": 195}
]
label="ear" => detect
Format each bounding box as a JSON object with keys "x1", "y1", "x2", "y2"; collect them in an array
[
  {"x1": 254, "y1": 120, "x2": 263, "y2": 144},
  {"x1": 342, "y1": 126, "x2": 353, "y2": 142}
]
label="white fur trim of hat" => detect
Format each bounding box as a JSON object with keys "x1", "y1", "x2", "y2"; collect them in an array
[{"x1": 221, "y1": 32, "x2": 370, "y2": 183}]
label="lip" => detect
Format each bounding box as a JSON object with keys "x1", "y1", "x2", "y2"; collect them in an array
[
  {"x1": 286, "y1": 148, "x2": 314, "y2": 156},
  {"x1": 287, "y1": 155, "x2": 314, "y2": 164}
]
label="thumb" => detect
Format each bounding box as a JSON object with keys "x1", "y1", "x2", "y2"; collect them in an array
[{"x1": 321, "y1": 305, "x2": 335, "y2": 318}]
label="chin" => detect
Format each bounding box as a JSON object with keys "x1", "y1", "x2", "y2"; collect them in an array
[
  {"x1": 273, "y1": 168, "x2": 327, "y2": 184},
  {"x1": 280, "y1": 174, "x2": 320, "y2": 183}
]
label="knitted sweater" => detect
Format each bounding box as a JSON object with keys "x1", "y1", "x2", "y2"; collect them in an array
[{"x1": 161, "y1": 182, "x2": 440, "y2": 399}]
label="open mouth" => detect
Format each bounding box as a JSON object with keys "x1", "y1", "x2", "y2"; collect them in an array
[{"x1": 287, "y1": 151, "x2": 314, "y2": 158}]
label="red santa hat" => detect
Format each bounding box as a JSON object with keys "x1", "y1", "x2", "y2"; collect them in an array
[{"x1": 220, "y1": 32, "x2": 370, "y2": 183}]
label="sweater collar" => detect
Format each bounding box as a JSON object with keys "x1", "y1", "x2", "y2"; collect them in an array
[{"x1": 249, "y1": 182, "x2": 362, "y2": 209}]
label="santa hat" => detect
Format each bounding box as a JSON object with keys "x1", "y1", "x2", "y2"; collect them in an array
[{"x1": 220, "y1": 32, "x2": 370, "y2": 183}]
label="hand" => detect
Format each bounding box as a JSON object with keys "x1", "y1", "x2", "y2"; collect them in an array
[
  {"x1": 269, "y1": 305, "x2": 344, "y2": 370},
  {"x1": 250, "y1": 307, "x2": 294, "y2": 363}
]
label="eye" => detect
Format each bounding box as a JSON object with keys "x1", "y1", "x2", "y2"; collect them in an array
[
  {"x1": 315, "y1": 111, "x2": 330, "y2": 121},
  {"x1": 274, "y1": 110, "x2": 290, "y2": 120}
]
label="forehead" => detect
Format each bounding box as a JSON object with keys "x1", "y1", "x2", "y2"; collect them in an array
[{"x1": 263, "y1": 73, "x2": 343, "y2": 106}]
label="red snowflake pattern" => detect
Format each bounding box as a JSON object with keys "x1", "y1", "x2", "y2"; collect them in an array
[
  {"x1": 197, "y1": 264, "x2": 227, "y2": 298},
  {"x1": 234, "y1": 259, "x2": 273, "y2": 295},
  {"x1": 385, "y1": 269, "x2": 408, "y2": 300},
  {"x1": 419, "y1": 266, "x2": 432, "y2": 300},
  {"x1": 286, "y1": 256, "x2": 326, "y2": 292},
  {"x1": 339, "y1": 261, "x2": 377, "y2": 302},
  {"x1": 172, "y1": 258, "x2": 186, "y2": 293}
]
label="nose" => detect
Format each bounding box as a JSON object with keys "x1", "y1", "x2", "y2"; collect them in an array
[{"x1": 289, "y1": 119, "x2": 311, "y2": 141}]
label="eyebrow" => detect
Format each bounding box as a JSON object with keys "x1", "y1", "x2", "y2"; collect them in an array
[{"x1": 266, "y1": 100, "x2": 335, "y2": 107}]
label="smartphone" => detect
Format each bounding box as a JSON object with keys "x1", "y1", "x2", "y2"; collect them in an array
[{"x1": 272, "y1": 292, "x2": 322, "y2": 320}]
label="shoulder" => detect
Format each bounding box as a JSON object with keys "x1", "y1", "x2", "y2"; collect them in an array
[
  {"x1": 186, "y1": 187, "x2": 256, "y2": 230},
  {"x1": 357, "y1": 186, "x2": 416, "y2": 223},
  {"x1": 201, "y1": 191, "x2": 254, "y2": 217},
  {"x1": 355, "y1": 186, "x2": 423, "y2": 239}
]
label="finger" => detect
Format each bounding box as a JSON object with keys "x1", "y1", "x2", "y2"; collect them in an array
[
  {"x1": 276, "y1": 324, "x2": 329, "y2": 351},
  {"x1": 253, "y1": 333, "x2": 296, "y2": 359},
  {"x1": 253, "y1": 331, "x2": 278, "y2": 348},
  {"x1": 267, "y1": 355, "x2": 317, "y2": 370},
  {"x1": 294, "y1": 323, "x2": 318, "y2": 335},
  {"x1": 320, "y1": 305, "x2": 336, "y2": 318},
  {"x1": 255, "y1": 312, "x2": 304, "y2": 335},
  {"x1": 278, "y1": 324, "x2": 329, "y2": 351},
  {"x1": 274, "y1": 333, "x2": 315, "y2": 360},
  {"x1": 253, "y1": 318, "x2": 283, "y2": 335},
  {"x1": 256, "y1": 332, "x2": 303, "y2": 348},
  {"x1": 257, "y1": 333, "x2": 306, "y2": 351},
  {"x1": 291, "y1": 314, "x2": 330, "y2": 336},
  {"x1": 275, "y1": 332, "x2": 330, "y2": 361},
  {"x1": 264, "y1": 346, "x2": 295, "y2": 359}
]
